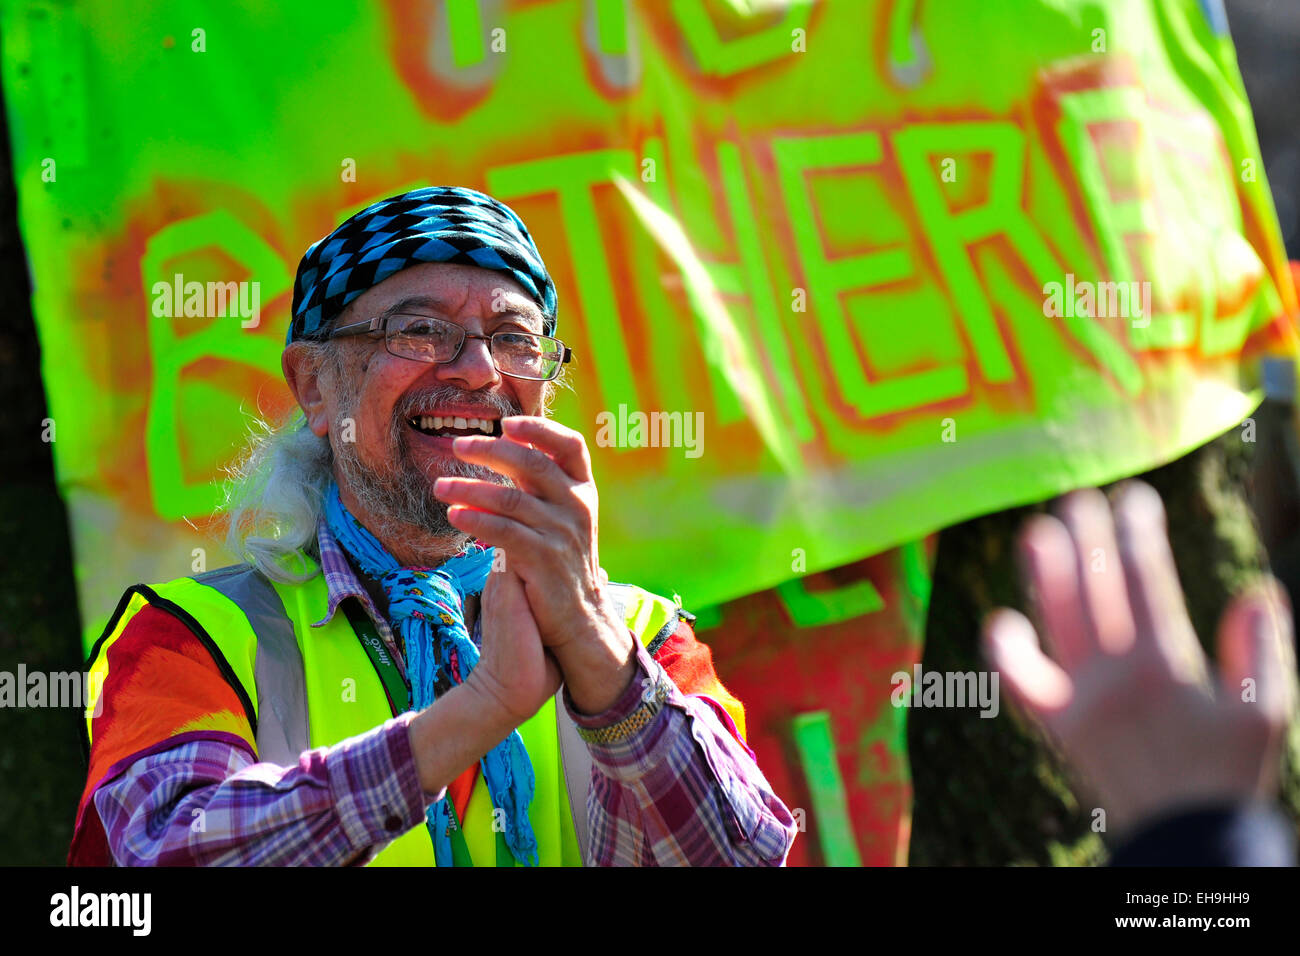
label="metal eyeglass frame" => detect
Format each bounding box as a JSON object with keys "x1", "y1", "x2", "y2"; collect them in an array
[{"x1": 328, "y1": 312, "x2": 573, "y2": 382}]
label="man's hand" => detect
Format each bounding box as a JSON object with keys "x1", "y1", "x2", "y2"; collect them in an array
[
  {"x1": 464, "y1": 556, "x2": 563, "y2": 728},
  {"x1": 409, "y1": 562, "x2": 561, "y2": 796},
  {"x1": 983, "y1": 482, "x2": 1298, "y2": 840},
  {"x1": 434, "y1": 416, "x2": 636, "y2": 715}
]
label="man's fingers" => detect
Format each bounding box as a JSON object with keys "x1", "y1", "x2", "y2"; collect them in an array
[
  {"x1": 1111, "y1": 481, "x2": 1205, "y2": 685},
  {"x1": 495, "y1": 562, "x2": 525, "y2": 599},
  {"x1": 1217, "y1": 578, "x2": 1296, "y2": 727},
  {"x1": 451, "y1": 434, "x2": 568, "y2": 498},
  {"x1": 1054, "y1": 488, "x2": 1137, "y2": 657},
  {"x1": 1020, "y1": 513, "x2": 1095, "y2": 671},
  {"x1": 434, "y1": 476, "x2": 556, "y2": 530},
  {"x1": 445, "y1": 505, "x2": 544, "y2": 554},
  {"x1": 982, "y1": 608, "x2": 1074, "y2": 718},
  {"x1": 501, "y1": 416, "x2": 593, "y2": 483}
]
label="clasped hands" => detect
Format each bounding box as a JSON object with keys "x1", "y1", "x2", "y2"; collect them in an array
[{"x1": 433, "y1": 416, "x2": 637, "y2": 728}]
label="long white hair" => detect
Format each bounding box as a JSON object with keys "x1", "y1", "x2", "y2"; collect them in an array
[
  {"x1": 223, "y1": 340, "x2": 337, "y2": 583},
  {"x1": 223, "y1": 410, "x2": 335, "y2": 584}
]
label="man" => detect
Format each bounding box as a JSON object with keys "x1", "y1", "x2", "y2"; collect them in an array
[{"x1": 68, "y1": 186, "x2": 797, "y2": 866}]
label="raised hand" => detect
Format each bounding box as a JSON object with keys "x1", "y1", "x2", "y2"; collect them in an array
[
  {"x1": 983, "y1": 482, "x2": 1297, "y2": 840},
  {"x1": 436, "y1": 417, "x2": 635, "y2": 715},
  {"x1": 465, "y1": 555, "x2": 563, "y2": 728}
]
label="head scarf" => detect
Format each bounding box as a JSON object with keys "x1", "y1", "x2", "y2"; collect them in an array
[{"x1": 288, "y1": 185, "x2": 558, "y2": 344}]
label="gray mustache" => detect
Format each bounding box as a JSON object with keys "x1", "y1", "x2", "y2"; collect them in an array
[{"x1": 393, "y1": 385, "x2": 521, "y2": 422}]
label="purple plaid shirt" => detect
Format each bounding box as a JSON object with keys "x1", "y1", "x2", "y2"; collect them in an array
[{"x1": 91, "y1": 521, "x2": 796, "y2": 866}]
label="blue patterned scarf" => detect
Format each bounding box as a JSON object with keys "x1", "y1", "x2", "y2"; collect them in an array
[{"x1": 323, "y1": 483, "x2": 538, "y2": 866}]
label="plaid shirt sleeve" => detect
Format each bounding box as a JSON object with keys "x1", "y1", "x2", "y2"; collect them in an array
[
  {"x1": 92, "y1": 713, "x2": 434, "y2": 866},
  {"x1": 566, "y1": 641, "x2": 797, "y2": 866},
  {"x1": 94, "y1": 641, "x2": 795, "y2": 867}
]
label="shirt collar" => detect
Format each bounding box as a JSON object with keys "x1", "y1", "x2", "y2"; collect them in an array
[
  {"x1": 313, "y1": 516, "x2": 391, "y2": 637},
  {"x1": 312, "y1": 515, "x2": 483, "y2": 658}
]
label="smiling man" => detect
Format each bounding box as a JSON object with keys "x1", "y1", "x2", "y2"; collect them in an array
[{"x1": 68, "y1": 186, "x2": 796, "y2": 867}]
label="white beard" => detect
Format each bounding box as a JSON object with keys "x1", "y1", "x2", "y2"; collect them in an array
[{"x1": 331, "y1": 383, "x2": 519, "y2": 549}]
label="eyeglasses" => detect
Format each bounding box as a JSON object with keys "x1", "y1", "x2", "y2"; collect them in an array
[{"x1": 329, "y1": 312, "x2": 572, "y2": 382}]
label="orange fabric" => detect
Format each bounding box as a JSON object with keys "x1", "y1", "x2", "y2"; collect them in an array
[
  {"x1": 653, "y1": 619, "x2": 748, "y2": 743},
  {"x1": 447, "y1": 765, "x2": 477, "y2": 822},
  {"x1": 69, "y1": 604, "x2": 256, "y2": 864}
]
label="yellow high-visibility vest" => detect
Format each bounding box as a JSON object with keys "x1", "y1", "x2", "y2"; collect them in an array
[{"x1": 85, "y1": 560, "x2": 682, "y2": 866}]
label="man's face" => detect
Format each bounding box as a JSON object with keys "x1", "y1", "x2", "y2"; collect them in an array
[{"x1": 310, "y1": 261, "x2": 551, "y2": 538}]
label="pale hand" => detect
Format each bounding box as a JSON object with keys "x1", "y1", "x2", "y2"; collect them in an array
[
  {"x1": 464, "y1": 556, "x2": 563, "y2": 729},
  {"x1": 983, "y1": 482, "x2": 1297, "y2": 839}
]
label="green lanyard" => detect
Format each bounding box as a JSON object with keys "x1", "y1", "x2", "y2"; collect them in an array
[
  {"x1": 342, "y1": 599, "x2": 480, "y2": 867},
  {"x1": 343, "y1": 600, "x2": 410, "y2": 713}
]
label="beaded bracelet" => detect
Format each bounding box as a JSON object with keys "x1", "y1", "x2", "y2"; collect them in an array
[{"x1": 575, "y1": 666, "x2": 671, "y2": 745}]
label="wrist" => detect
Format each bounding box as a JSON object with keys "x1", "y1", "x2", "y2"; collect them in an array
[
  {"x1": 571, "y1": 654, "x2": 672, "y2": 746},
  {"x1": 556, "y1": 623, "x2": 637, "y2": 715},
  {"x1": 460, "y1": 668, "x2": 531, "y2": 734},
  {"x1": 408, "y1": 681, "x2": 517, "y2": 796}
]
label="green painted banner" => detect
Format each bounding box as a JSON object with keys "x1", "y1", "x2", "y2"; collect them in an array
[{"x1": 1, "y1": 0, "x2": 1294, "y2": 646}]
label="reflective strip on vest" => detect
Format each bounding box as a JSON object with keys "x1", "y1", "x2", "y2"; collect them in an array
[
  {"x1": 195, "y1": 565, "x2": 308, "y2": 768},
  {"x1": 96, "y1": 565, "x2": 682, "y2": 866}
]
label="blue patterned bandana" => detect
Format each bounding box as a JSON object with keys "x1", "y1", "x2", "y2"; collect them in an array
[{"x1": 288, "y1": 186, "x2": 557, "y2": 344}]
